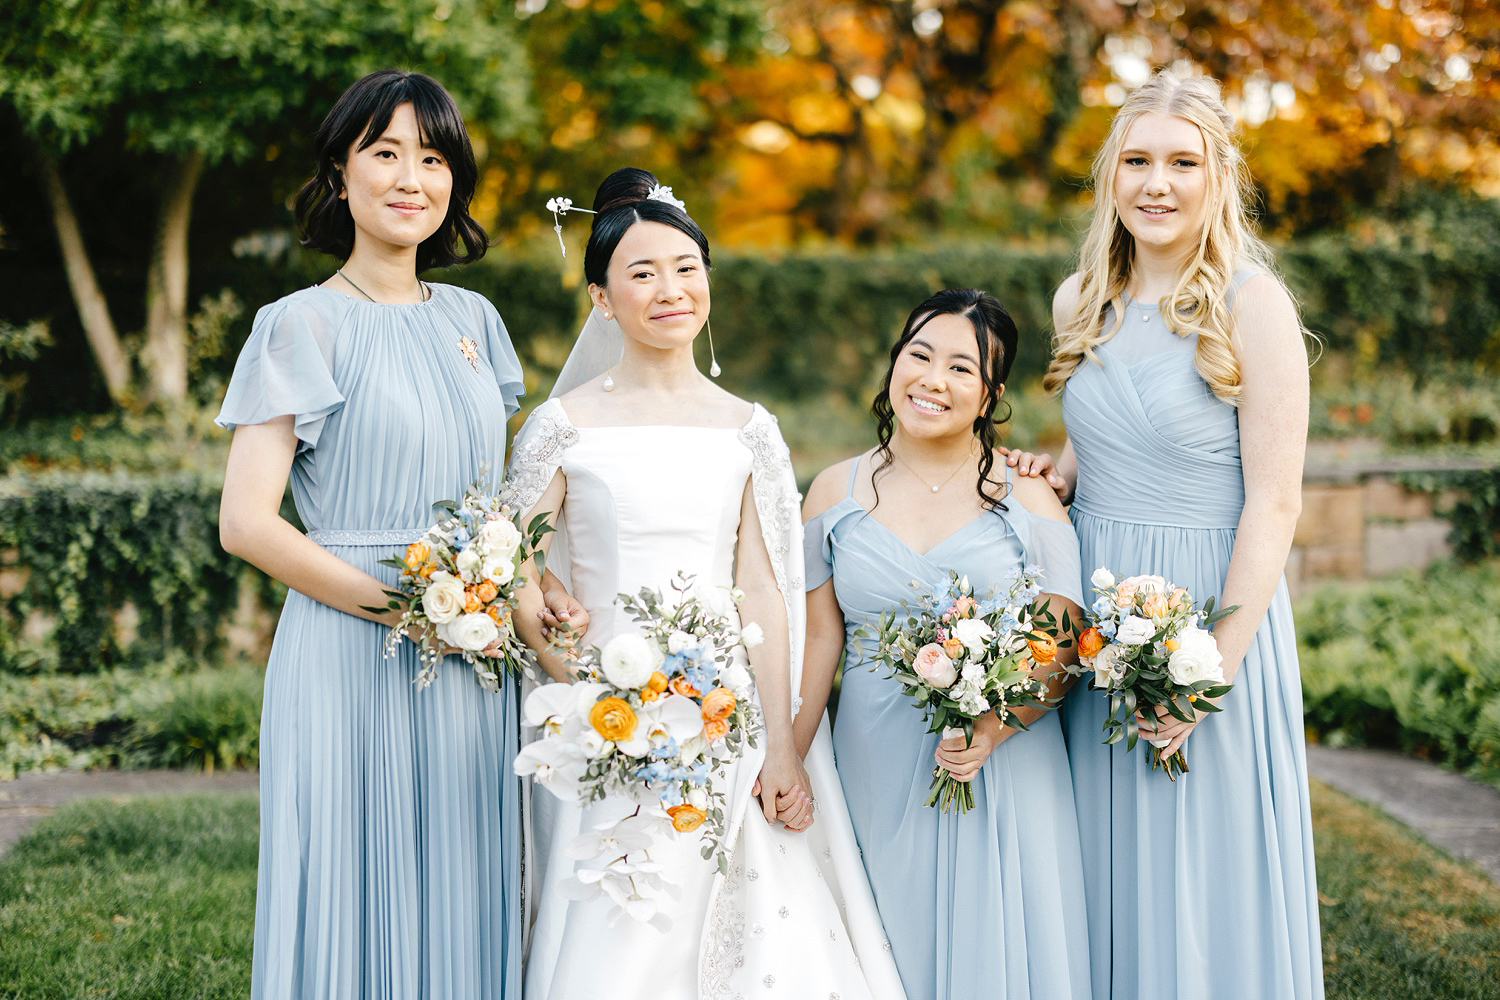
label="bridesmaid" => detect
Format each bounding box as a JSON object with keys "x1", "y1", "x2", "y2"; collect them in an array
[
  {"x1": 796, "y1": 289, "x2": 1093, "y2": 1000},
  {"x1": 1012, "y1": 70, "x2": 1323, "y2": 999},
  {"x1": 217, "y1": 70, "x2": 581, "y2": 998}
]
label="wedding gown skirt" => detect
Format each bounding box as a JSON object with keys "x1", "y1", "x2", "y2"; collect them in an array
[{"x1": 513, "y1": 406, "x2": 905, "y2": 1000}]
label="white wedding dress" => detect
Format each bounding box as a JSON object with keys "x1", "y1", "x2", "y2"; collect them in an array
[{"x1": 509, "y1": 398, "x2": 907, "y2": 1000}]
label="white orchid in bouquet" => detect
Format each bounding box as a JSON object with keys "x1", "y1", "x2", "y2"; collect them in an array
[
  {"x1": 376, "y1": 477, "x2": 552, "y2": 691},
  {"x1": 513, "y1": 573, "x2": 763, "y2": 929},
  {"x1": 1072, "y1": 567, "x2": 1238, "y2": 781},
  {"x1": 866, "y1": 567, "x2": 1072, "y2": 813}
]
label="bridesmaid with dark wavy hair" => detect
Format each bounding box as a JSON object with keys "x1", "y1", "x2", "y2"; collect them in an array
[{"x1": 217, "y1": 69, "x2": 582, "y2": 999}]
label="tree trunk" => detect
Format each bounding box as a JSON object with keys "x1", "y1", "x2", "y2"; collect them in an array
[
  {"x1": 35, "y1": 148, "x2": 132, "y2": 404},
  {"x1": 142, "y1": 150, "x2": 205, "y2": 405}
]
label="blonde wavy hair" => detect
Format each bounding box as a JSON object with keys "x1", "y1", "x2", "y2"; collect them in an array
[{"x1": 1043, "y1": 70, "x2": 1288, "y2": 403}]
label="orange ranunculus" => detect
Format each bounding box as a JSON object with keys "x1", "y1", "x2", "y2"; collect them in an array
[
  {"x1": 667, "y1": 804, "x2": 707, "y2": 833},
  {"x1": 589, "y1": 697, "x2": 637, "y2": 742},
  {"x1": 668, "y1": 676, "x2": 701, "y2": 699},
  {"x1": 953, "y1": 595, "x2": 978, "y2": 618},
  {"x1": 640, "y1": 686, "x2": 661, "y2": 703},
  {"x1": 404, "y1": 541, "x2": 431, "y2": 571},
  {"x1": 475, "y1": 580, "x2": 499, "y2": 604},
  {"x1": 1077, "y1": 627, "x2": 1106, "y2": 659},
  {"x1": 485, "y1": 605, "x2": 511, "y2": 630},
  {"x1": 941, "y1": 637, "x2": 965, "y2": 660},
  {"x1": 1027, "y1": 635, "x2": 1059, "y2": 665},
  {"x1": 1165, "y1": 638, "x2": 1181, "y2": 652},
  {"x1": 464, "y1": 589, "x2": 483, "y2": 614},
  {"x1": 700, "y1": 688, "x2": 736, "y2": 722},
  {"x1": 702, "y1": 717, "x2": 729, "y2": 742},
  {"x1": 418, "y1": 561, "x2": 439, "y2": 579},
  {"x1": 646, "y1": 672, "x2": 668, "y2": 694}
]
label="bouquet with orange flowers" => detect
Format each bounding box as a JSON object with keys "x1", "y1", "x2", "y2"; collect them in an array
[
  {"x1": 378, "y1": 479, "x2": 551, "y2": 691},
  {"x1": 513, "y1": 574, "x2": 763, "y2": 928},
  {"x1": 866, "y1": 568, "x2": 1068, "y2": 813},
  {"x1": 1071, "y1": 568, "x2": 1236, "y2": 780}
]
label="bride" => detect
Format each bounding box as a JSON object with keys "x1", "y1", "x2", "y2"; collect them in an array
[{"x1": 508, "y1": 168, "x2": 906, "y2": 1000}]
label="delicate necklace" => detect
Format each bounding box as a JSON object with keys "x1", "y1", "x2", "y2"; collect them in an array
[
  {"x1": 892, "y1": 448, "x2": 973, "y2": 494},
  {"x1": 336, "y1": 269, "x2": 429, "y2": 304}
]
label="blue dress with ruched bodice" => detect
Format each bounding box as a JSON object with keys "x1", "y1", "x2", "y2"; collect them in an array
[{"x1": 1059, "y1": 288, "x2": 1323, "y2": 1000}]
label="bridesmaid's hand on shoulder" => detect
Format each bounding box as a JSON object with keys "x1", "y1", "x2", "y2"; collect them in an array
[
  {"x1": 1000, "y1": 442, "x2": 1076, "y2": 505},
  {"x1": 935, "y1": 712, "x2": 1012, "y2": 782}
]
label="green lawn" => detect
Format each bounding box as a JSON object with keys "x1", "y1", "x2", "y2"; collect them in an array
[{"x1": 0, "y1": 784, "x2": 1496, "y2": 998}]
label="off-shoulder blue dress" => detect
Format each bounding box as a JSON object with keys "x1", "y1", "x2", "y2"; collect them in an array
[
  {"x1": 805, "y1": 460, "x2": 1094, "y2": 1000},
  {"x1": 1059, "y1": 288, "x2": 1323, "y2": 999},
  {"x1": 217, "y1": 284, "x2": 526, "y2": 1000}
]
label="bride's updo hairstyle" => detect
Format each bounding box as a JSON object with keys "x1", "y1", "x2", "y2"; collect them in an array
[
  {"x1": 583, "y1": 167, "x2": 712, "y2": 288},
  {"x1": 295, "y1": 70, "x2": 488, "y2": 271},
  {"x1": 871, "y1": 288, "x2": 1019, "y2": 511}
]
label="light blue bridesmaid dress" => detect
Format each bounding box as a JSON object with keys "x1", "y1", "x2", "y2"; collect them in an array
[
  {"x1": 1059, "y1": 283, "x2": 1323, "y2": 1000},
  {"x1": 217, "y1": 284, "x2": 526, "y2": 1000},
  {"x1": 805, "y1": 459, "x2": 1094, "y2": 1000}
]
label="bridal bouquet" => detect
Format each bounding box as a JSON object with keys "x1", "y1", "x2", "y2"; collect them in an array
[
  {"x1": 513, "y1": 574, "x2": 764, "y2": 929},
  {"x1": 867, "y1": 568, "x2": 1067, "y2": 813},
  {"x1": 1072, "y1": 568, "x2": 1236, "y2": 780},
  {"x1": 377, "y1": 479, "x2": 550, "y2": 691}
]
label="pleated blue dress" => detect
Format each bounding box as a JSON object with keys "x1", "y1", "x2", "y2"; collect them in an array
[
  {"x1": 806, "y1": 460, "x2": 1094, "y2": 1000},
  {"x1": 1059, "y1": 289, "x2": 1323, "y2": 1000},
  {"x1": 217, "y1": 283, "x2": 526, "y2": 1000}
]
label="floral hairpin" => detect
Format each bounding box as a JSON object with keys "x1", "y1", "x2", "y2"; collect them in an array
[
  {"x1": 545, "y1": 196, "x2": 597, "y2": 258},
  {"x1": 645, "y1": 184, "x2": 687, "y2": 210}
]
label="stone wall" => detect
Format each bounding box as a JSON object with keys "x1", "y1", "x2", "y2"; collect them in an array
[{"x1": 1287, "y1": 456, "x2": 1478, "y2": 597}]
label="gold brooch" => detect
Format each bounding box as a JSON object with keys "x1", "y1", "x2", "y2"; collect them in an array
[{"x1": 458, "y1": 336, "x2": 480, "y2": 372}]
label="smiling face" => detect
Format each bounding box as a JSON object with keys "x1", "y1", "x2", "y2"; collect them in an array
[
  {"x1": 1112, "y1": 112, "x2": 1211, "y2": 261},
  {"x1": 339, "y1": 102, "x2": 453, "y2": 259},
  {"x1": 589, "y1": 221, "x2": 710, "y2": 351},
  {"x1": 887, "y1": 312, "x2": 1001, "y2": 440}
]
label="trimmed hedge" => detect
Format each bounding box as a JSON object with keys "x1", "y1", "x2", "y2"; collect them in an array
[{"x1": 0, "y1": 472, "x2": 282, "y2": 674}]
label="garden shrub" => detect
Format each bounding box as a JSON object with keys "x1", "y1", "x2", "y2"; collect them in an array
[{"x1": 1298, "y1": 560, "x2": 1500, "y2": 781}]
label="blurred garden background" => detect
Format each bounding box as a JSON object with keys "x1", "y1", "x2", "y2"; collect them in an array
[{"x1": 2, "y1": 0, "x2": 1499, "y2": 996}]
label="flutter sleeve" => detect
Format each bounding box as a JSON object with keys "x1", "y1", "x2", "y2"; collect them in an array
[
  {"x1": 477, "y1": 294, "x2": 526, "y2": 419},
  {"x1": 802, "y1": 508, "x2": 836, "y2": 592},
  {"x1": 1024, "y1": 514, "x2": 1087, "y2": 610},
  {"x1": 215, "y1": 297, "x2": 344, "y2": 449}
]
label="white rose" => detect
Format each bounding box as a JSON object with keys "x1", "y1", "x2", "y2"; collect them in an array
[
  {"x1": 667, "y1": 630, "x2": 696, "y2": 654},
  {"x1": 1091, "y1": 567, "x2": 1116, "y2": 590},
  {"x1": 1092, "y1": 644, "x2": 1127, "y2": 689},
  {"x1": 481, "y1": 558, "x2": 515, "y2": 586},
  {"x1": 601, "y1": 632, "x2": 659, "y2": 689},
  {"x1": 421, "y1": 572, "x2": 465, "y2": 624},
  {"x1": 740, "y1": 622, "x2": 765, "y2": 648},
  {"x1": 720, "y1": 660, "x2": 753, "y2": 696},
  {"x1": 478, "y1": 518, "x2": 523, "y2": 561},
  {"x1": 455, "y1": 548, "x2": 483, "y2": 582},
  {"x1": 441, "y1": 612, "x2": 500, "y2": 652},
  {"x1": 1166, "y1": 626, "x2": 1225, "y2": 687},
  {"x1": 1114, "y1": 615, "x2": 1156, "y2": 646},
  {"x1": 951, "y1": 617, "x2": 995, "y2": 655}
]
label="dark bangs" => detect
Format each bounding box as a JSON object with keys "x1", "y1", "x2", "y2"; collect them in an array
[{"x1": 294, "y1": 69, "x2": 488, "y2": 271}]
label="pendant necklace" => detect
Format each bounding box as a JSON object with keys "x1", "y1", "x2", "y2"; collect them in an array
[{"x1": 893, "y1": 449, "x2": 972, "y2": 494}]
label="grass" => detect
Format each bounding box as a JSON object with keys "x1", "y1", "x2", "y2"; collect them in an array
[
  {"x1": 1313, "y1": 780, "x2": 1500, "y2": 999},
  {"x1": 0, "y1": 794, "x2": 256, "y2": 999},
  {"x1": 0, "y1": 783, "x2": 1497, "y2": 997}
]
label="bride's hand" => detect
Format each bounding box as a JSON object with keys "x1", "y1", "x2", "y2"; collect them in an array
[
  {"x1": 538, "y1": 588, "x2": 590, "y2": 646},
  {"x1": 753, "y1": 749, "x2": 815, "y2": 832}
]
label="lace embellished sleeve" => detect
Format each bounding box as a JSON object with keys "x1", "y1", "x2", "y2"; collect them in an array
[{"x1": 505, "y1": 400, "x2": 579, "y2": 514}]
